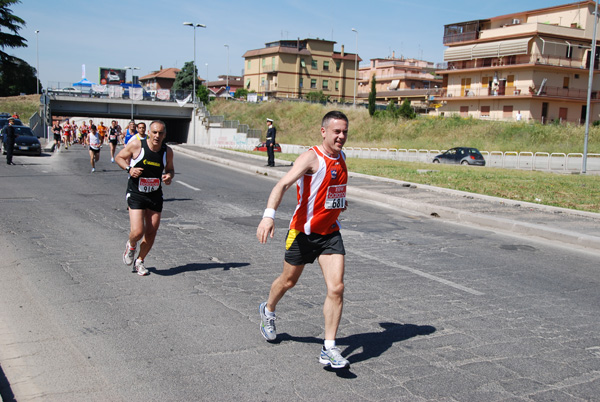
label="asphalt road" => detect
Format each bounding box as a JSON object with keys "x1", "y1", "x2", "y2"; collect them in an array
[{"x1": 1, "y1": 147, "x2": 599, "y2": 401}]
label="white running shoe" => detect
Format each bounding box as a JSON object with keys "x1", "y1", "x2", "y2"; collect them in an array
[
  {"x1": 123, "y1": 241, "x2": 136, "y2": 266},
  {"x1": 91, "y1": 168, "x2": 95, "y2": 173},
  {"x1": 319, "y1": 346, "x2": 350, "y2": 369},
  {"x1": 259, "y1": 302, "x2": 277, "y2": 341},
  {"x1": 135, "y1": 259, "x2": 149, "y2": 276}
]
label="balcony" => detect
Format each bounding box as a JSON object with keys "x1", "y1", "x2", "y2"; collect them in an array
[
  {"x1": 436, "y1": 85, "x2": 597, "y2": 100},
  {"x1": 262, "y1": 66, "x2": 279, "y2": 74},
  {"x1": 445, "y1": 54, "x2": 593, "y2": 72}
]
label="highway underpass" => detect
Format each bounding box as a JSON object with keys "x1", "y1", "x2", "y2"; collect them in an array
[{"x1": 46, "y1": 94, "x2": 194, "y2": 144}]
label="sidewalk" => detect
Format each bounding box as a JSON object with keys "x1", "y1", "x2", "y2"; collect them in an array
[{"x1": 171, "y1": 144, "x2": 600, "y2": 254}]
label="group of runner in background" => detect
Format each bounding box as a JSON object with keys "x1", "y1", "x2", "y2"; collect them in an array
[{"x1": 51, "y1": 118, "x2": 144, "y2": 172}]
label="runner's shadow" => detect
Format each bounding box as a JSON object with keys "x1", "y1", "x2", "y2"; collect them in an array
[
  {"x1": 148, "y1": 262, "x2": 249, "y2": 276},
  {"x1": 277, "y1": 322, "x2": 436, "y2": 369}
]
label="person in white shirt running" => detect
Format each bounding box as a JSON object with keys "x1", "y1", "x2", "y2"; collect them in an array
[{"x1": 87, "y1": 125, "x2": 102, "y2": 173}]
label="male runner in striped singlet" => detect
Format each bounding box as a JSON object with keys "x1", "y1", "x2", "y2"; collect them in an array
[{"x1": 257, "y1": 111, "x2": 350, "y2": 369}]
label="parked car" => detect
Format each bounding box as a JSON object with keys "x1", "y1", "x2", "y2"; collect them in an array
[
  {"x1": 253, "y1": 142, "x2": 282, "y2": 152},
  {"x1": 432, "y1": 147, "x2": 486, "y2": 166},
  {"x1": 54, "y1": 87, "x2": 78, "y2": 94},
  {"x1": 2, "y1": 125, "x2": 42, "y2": 156}
]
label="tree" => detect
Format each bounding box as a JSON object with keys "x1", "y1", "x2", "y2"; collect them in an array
[
  {"x1": 368, "y1": 75, "x2": 377, "y2": 116},
  {"x1": 0, "y1": 0, "x2": 39, "y2": 96},
  {"x1": 386, "y1": 99, "x2": 399, "y2": 118},
  {"x1": 0, "y1": 57, "x2": 37, "y2": 96},
  {"x1": 0, "y1": 0, "x2": 27, "y2": 62},
  {"x1": 172, "y1": 61, "x2": 201, "y2": 93},
  {"x1": 197, "y1": 84, "x2": 210, "y2": 105},
  {"x1": 234, "y1": 88, "x2": 248, "y2": 99},
  {"x1": 398, "y1": 98, "x2": 416, "y2": 119},
  {"x1": 306, "y1": 90, "x2": 327, "y2": 103}
]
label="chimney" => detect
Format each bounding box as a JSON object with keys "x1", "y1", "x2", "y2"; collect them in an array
[
  {"x1": 392, "y1": 51, "x2": 395, "y2": 59},
  {"x1": 341, "y1": 45, "x2": 345, "y2": 57}
]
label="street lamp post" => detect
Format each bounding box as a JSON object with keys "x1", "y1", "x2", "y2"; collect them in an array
[
  {"x1": 583, "y1": 0, "x2": 599, "y2": 173},
  {"x1": 224, "y1": 44, "x2": 229, "y2": 98},
  {"x1": 183, "y1": 22, "x2": 206, "y2": 144},
  {"x1": 124, "y1": 66, "x2": 140, "y2": 122},
  {"x1": 205, "y1": 63, "x2": 209, "y2": 82},
  {"x1": 352, "y1": 28, "x2": 358, "y2": 106},
  {"x1": 35, "y1": 30, "x2": 40, "y2": 95}
]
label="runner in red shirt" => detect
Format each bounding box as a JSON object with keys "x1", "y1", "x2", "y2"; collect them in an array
[
  {"x1": 256, "y1": 111, "x2": 350, "y2": 369},
  {"x1": 62, "y1": 120, "x2": 72, "y2": 149}
]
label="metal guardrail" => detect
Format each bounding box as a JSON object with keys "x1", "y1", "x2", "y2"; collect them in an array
[{"x1": 272, "y1": 146, "x2": 599, "y2": 172}]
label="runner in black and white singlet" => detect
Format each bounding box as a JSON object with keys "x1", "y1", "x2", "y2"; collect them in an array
[
  {"x1": 108, "y1": 120, "x2": 120, "y2": 163},
  {"x1": 115, "y1": 120, "x2": 175, "y2": 276}
]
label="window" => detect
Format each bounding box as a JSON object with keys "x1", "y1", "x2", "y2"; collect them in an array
[
  {"x1": 503, "y1": 105, "x2": 513, "y2": 118},
  {"x1": 335, "y1": 81, "x2": 339, "y2": 90},
  {"x1": 299, "y1": 78, "x2": 303, "y2": 88},
  {"x1": 482, "y1": 76, "x2": 491, "y2": 88},
  {"x1": 323, "y1": 61, "x2": 330, "y2": 71},
  {"x1": 323, "y1": 80, "x2": 329, "y2": 89},
  {"x1": 248, "y1": 60, "x2": 252, "y2": 70},
  {"x1": 481, "y1": 106, "x2": 490, "y2": 117},
  {"x1": 272, "y1": 57, "x2": 276, "y2": 70},
  {"x1": 311, "y1": 79, "x2": 317, "y2": 89},
  {"x1": 311, "y1": 59, "x2": 318, "y2": 69},
  {"x1": 300, "y1": 59, "x2": 306, "y2": 68},
  {"x1": 563, "y1": 77, "x2": 570, "y2": 89},
  {"x1": 460, "y1": 106, "x2": 469, "y2": 117},
  {"x1": 566, "y1": 45, "x2": 573, "y2": 59},
  {"x1": 245, "y1": 79, "x2": 251, "y2": 89},
  {"x1": 336, "y1": 61, "x2": 341, "y2": 71}
]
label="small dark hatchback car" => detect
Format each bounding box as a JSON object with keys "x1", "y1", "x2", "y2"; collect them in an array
[
  {"x1": 433, "y1": 147, "x2": 486, "y2": 166},
  {"x1": 2, "y1": 125, "x2": 42, "y2": 156}
]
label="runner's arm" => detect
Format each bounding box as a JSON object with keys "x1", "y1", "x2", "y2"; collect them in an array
[
  {"x1": 115, "y1": 140, "x2": 143, "y2": 177},
  {"x1": 256, "y1": 150, "x2": 317, "y2": 244},
  {"x1": 162, "y1": 146, "x2": 175, "y2": 185}
]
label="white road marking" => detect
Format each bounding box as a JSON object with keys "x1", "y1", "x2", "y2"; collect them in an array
[
  {"x1": 176, "y1": 180, "x2": 201, "y2": 191},
  {"x1": 349, "y1": 249, "x2": 485, "y2": 296}
]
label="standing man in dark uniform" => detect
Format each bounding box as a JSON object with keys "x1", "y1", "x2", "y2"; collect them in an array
[
  {"x1": 115, "y1": 120, "x2": 175, "y2": 276},
  {"x1": 266, "y1": 118, "x2": 276, "y2": 167},
  {"x1": 5, "y1": 117, "x2": 16, "y2": 165}
]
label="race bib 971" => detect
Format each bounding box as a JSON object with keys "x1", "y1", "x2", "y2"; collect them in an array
[{"x1": 325, "y1": 184, "x2": 346, "y2": 209}]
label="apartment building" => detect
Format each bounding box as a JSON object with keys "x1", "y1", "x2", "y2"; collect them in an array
[
  {"x1": 242, "y1": 38, "x2": 360, "y2": 101},
  {"x1": 357, "y1": 55, "x2": 443, "y2": 110},
  {"x1": 435, "y1": 0, "x2": 600, "y2": 123}
]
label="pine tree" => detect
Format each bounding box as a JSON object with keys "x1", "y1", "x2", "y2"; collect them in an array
[
  {"x1": 0, "y1": 0, "x2": 39, "y2": 96},
  {"x1": 368, "y1": 75, "x2": 376, "y2": 116}
]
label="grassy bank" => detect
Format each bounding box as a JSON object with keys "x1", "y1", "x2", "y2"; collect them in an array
[
  {"x1": 208, "y1": 100, "x2": 600, "y2": 154},
  {"x1": 0, "y1": 94, "x2": 40, "y2": 123}
]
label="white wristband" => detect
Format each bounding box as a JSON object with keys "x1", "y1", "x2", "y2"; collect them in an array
[{"x1": 262, "y1": 208, "x2": 276, "y2": 219}]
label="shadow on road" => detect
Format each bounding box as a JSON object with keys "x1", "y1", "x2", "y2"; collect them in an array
[
  {"x1": 148, "y1": 262, "x2": 250, "y2": 276},
  {"x1": 276, "y1": 322, "x2": 436, "y2": 378},
  {"x1": 0, "y1": 363, "x2": 15, "y2": 402}
]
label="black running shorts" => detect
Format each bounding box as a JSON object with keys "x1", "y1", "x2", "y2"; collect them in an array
[
  {"x1": 126, "y1": 190, "x2": 163, "y2": 212},
  {"x1": 284, "y1": 230, "x2": 345, "y2": 265}
]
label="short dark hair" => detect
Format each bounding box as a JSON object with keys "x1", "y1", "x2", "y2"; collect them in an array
[{"x1": 321, "y1": 111, "x2": 348, "y2": 128}]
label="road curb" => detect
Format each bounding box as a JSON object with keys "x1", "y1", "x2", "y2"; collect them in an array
[{"x1": 171, "y1": 145, "x2": 600, "y2": 252}]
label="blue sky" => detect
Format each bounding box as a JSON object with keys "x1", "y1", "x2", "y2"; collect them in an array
[{"x1": 11, "y1": 0, "x2": 575, "y2": 88}]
